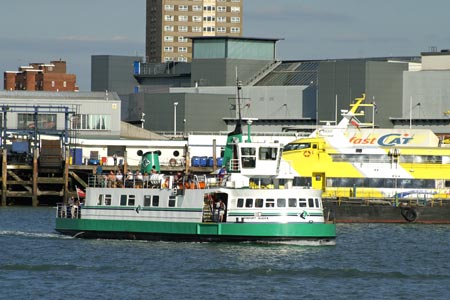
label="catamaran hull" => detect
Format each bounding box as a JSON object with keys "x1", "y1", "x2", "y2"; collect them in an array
[
  {"x1": 324, "y1": 203, "x2": 450, "y2": 224},
  {"x1": 55, "y1": 218, "x2": 336, "y2": 244}
]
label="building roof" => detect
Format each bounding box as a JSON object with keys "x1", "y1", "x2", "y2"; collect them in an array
[
  {"x1": 0, "y1": 90, "x2": 121, "y2": 101},
  {"x1": 256, "y1": 61, "x2": 319, "y2": 86},
  {"x1": 191, "y1": 36, "x2": 281, "y2": 42}
]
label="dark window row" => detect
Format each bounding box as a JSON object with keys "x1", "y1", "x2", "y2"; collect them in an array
[{"x1": 236, "y1": 197, "x2": 320, "y2": 208}]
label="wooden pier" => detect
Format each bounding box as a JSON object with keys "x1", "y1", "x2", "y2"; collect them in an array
[{"x1": 0, "y1": 148, "x2": 205, "y2": 206}]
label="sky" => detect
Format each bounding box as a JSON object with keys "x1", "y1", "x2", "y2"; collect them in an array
[{"x1": 1, "y1": 0, "x2": 449, "y2": 91}]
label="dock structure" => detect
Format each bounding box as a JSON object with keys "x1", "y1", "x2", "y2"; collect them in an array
[{"x1": 0, "y1": 148, "x2": 214, "y2": 206}]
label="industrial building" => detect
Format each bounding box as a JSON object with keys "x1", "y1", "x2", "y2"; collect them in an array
[{"x1": 92, "y1": 37, "x2": 450, "y2": 137}]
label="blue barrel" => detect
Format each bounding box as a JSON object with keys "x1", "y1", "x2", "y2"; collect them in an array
[
  {"x1": 207, "y1": 157, "x2": 214, "y2": 167},
  {"x1": 191, "y1": 156, "x2": 200, "y2": 167},
  {"x1": 216, "y1": 157, "x2": 223, "y2": 167},
  {"x1": 71, "y1": 148, "x2": 83, "y2": 165},
  {"x1": 199, "y1": 156, "x2": 207, "y2": 167}
]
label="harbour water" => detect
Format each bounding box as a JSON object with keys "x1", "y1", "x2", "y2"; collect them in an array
[{"x1": 0, "y1": 207, "x2": 449, "y2": 300}]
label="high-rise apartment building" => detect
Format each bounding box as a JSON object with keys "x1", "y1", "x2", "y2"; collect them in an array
[{"x1": 146, "y1": 0, "x2": 243, "y2": 63}]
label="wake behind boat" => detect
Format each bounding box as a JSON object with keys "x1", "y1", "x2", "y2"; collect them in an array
[{"x1": 55, "y1": 82, "x2": 336, "y2": 244}]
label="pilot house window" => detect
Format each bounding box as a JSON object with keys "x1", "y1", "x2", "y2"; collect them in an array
[
  {"x1": 259, "y1": 147, "x2": 277, "y2": 160},
  {"x1": 241, "y1": 147, "x2": 256, "y2": 168}
]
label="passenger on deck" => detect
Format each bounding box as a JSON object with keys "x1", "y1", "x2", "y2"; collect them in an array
[
  {"x1": 135, "y1": 171, "x2": 143, "y2": 188},
  {"x1": 218, "y1": 166, "x2": 227, "y2": 184},
  {"x1": 126, "y1": 171, "x2": 134, "y2": 187},
  {"x1": 174, "y1": 172, "x2": 183, "y2": 188},
  {"x1": 116, "y1": 170, "x2": 123, "y2": 187},
  {"x1": 219, "y1": 200, "x2": 226, "y2": 222},
  {"x1": 143, "y1": 172, "x2": 149, "y2": 188},
  {"x1": 108, "y1": 170, "x2": 116, "y2": 187},
  {"x1": 151, "y1": 166, "x2": 157, "y2": 174}
]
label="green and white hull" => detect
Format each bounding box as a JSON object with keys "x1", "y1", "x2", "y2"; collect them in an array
[{"x1": 56, "y1": 185, "x2": 335, "y2": 244}]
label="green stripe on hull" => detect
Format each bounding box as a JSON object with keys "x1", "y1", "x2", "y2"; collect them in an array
[{"x1": 56, "y1": 219, "x2": 336, "y2": 239}]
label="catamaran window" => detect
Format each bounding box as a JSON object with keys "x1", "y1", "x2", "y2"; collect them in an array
[
  {"x1": 144, "y1": 195, "x2": 151, "y2": 206},
  {"x1": 152, "y1": 195, "x2": 160, "y2": 207},
  {"x1": 237, "y1": 198, "x2": 244, "y2": 208},
  {"x1": 168, "y1": 196, "x2": 176, "y2": 207},
  {"x1": 120, "y1": 195, "x2": 127, "y2": 206},
  {"x1": 128, "y1": 195, "x2": 135, "y2": 206},
  {"x1": 283, "y1": 143, "x2": 311, "y2": 152},
  {"x1": 105, "y1": 194, "x2": 112, "y2": 206},
  {"x1": 245, "y1": 198, "x2": 253, "y2": 208},
  {"x1": 315, "y1": 198, "x2": 320, "y2": 208},
  {"x1": 299, "y1": 198, "x2": 307, "y2": 207},
  {"x1": 255, "y1": 198, "x2": 264, "y2": 208},
  {"x1": 265, "y1": 198, "x2": 275, "y2": 207},
  {"x1": 308, "y1": 198, "x2": 315, "y2": 207},
  {"x1": 277, "y1": 198, "x2": 286, "y2": 207},
  {"x1": 288, "y1": 198, "x2": 297, "y2": 207},
  {"x1": 329, "y1": 177, "x2": 435, "y2": 189},
  {"x1": 259, "y1": 147, "x2": 277, "y2": 160}
]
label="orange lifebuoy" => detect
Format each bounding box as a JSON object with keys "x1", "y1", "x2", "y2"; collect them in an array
[{"x1": 303, "y1": 150, "x2": 312, "y2": 157}]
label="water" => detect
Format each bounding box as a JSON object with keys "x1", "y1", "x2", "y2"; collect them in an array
[{"x1": 1, "y1": 207, "x2": 449, "y2": 300}]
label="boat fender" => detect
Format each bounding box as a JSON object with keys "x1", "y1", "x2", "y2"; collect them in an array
[
  {"x1": 303, "y1": 150, "x2": 311, "y2": 157},
  {"x1": 400, "y1": 207, "x2": 417, "y2": 222}
]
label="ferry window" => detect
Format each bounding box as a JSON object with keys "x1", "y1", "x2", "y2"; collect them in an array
[
  {"x1": 255, "y1": 198, "x2": 264, "y2": 208},
  {"x1": 259, "y1": 147, "x2": 277, "y2": 160},
  {"x1": 445, "y1": 180, "x2": 450, "y2": 188},
  {"x1": 245, "y1": 198, "x2": 253, "y2": 208},
  {"x1": 299, "y1": 198, "x2": 307, "y2": 207},
  {"x1": 288, "y1": 198, "x2": 297, "y2": 207},
  {"x1": 242, "y1": 157, "x2": 256, "y2": 168},
  {"x1": 168, "y1": 196, "x2": 176, "y2": 207},
  {"x1": 312, "y1": 144, "x2": 318, "y2": 149},
  {"x1": 128, "y1": 195, "x2": 135, "y2": 206},
  {"x1": 265, "y1": 198, "x2": 275, "y2": 207},
  {"x1": 105, "y1": 194, "x2": 112, "y2": 206},
  {"x1": 97, "y1": 194, "x2": 103, "y2": 205},
  {"x1": 293, "y1": 177, "x2": 312, "y2": 187},
  {"x1": 277, "y1": 198, "x2": 286, "y2": 207},
  {"x1": 120, "y1": 195, "x2": 127, "y2": 206},
  {"x1": 241, "y1": 147, "x2": 256, "y2": 169},
  {"x1": 152, "y1": 195, "x2": 160, "y2": 207},
  {"x1": 315, "y1": 198, "x2": 320, "y2": 208},
  {"x1": 237, "y1": 198, "x2": 244, "y2": 208},
  {"x1": 308, "y1": 198, "x2": 314, "y2": 207},
  {"x1": 144, "y1": 195, "x2": 151, "y2": 207},
  {"x1": 241, "y1": 147, "x2": 256, "y2": 155}
]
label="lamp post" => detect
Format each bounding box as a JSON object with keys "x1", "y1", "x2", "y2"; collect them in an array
[
  {"x1": 140, "y1": 112, "x2": 145, "y2": 129},
  {"x1": 173, "y1": 102, "x2": 178, "y2": 136}
]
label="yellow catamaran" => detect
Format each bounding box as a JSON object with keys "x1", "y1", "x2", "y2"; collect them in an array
[{"x1": 283, "y1": 94, "x2": 450, "y2": 205}]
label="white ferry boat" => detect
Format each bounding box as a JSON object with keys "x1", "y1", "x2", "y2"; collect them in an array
[{"x1": 55, "y1": 97, "x2": 336, "y2": 244}]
